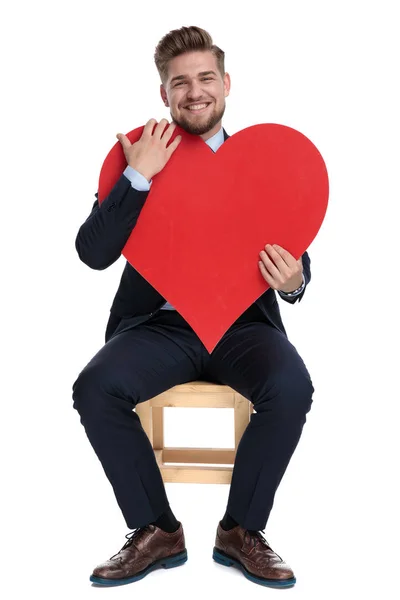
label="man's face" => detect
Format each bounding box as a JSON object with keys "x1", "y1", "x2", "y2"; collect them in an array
[{"x1": 160, "y1": 50, "x2": 230, "y2": 140}]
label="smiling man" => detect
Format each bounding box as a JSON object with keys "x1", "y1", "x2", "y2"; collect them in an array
[
  {"x1": 73, "y1": 25, "x2": 313, "y2": 590},
  {"x1": 161, "y1": 50, "x2": 230, "y2": 139}
]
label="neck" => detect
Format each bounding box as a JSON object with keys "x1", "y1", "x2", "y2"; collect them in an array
[{"x1": 199, "y1": 122, "x2": 222, "y2": 142}]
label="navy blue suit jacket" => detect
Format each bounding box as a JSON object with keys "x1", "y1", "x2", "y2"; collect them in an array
[{"x1": 75, "y1": 129, "x2": 311, "y2": 343}]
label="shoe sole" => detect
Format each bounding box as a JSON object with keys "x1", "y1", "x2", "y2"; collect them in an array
[
  {"x1": 90, "y1": 549, "x2": 188, "y2": 586},
  {"x1": 212, "y1": 547, "x2": 296, "y2": 588}
]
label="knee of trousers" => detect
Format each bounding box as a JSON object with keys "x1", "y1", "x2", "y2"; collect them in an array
[
  {"x1": 255, "y1": 370, "x2": 315, "y2": 419},
  {"x1": 71, "y1": 363, "x2": 137, "y2": 415}
]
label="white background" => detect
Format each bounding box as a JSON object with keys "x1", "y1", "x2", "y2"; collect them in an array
[{"x1": 1, "y1": 0, "x2": 399, "y2": 598}]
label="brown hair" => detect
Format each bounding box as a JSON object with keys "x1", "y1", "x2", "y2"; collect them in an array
[{"x1": 154, "y1": 25, "x2": 225, "y2": 86}]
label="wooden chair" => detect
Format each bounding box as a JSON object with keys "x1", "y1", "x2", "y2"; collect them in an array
[{"x1": 134, "y1": 381, "x2": 255, "y2": 484}]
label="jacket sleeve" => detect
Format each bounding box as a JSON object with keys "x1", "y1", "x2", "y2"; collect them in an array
[
  {"x1": 75, "y1": 173, "x2": 150, "y2": 270},
  {"x1": 279, "y1": 250, "x2": 311, "y2": 304}
]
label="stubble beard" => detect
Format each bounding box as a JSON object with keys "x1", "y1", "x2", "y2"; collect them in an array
[{"x1": 171, "y1": 102, "x2": 226, "y2": 136}]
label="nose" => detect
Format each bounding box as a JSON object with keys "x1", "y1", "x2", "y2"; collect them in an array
[{"x1": 186, "y1": 79, "x2": 205, "y2": 100}]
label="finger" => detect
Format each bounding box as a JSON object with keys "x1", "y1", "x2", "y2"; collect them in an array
[
  {"x1": 268, "y1": 244, "x2": 296, "y2": 268},
  {"x1": 143, "y1": 118, "x2": 158, "y2": 137},
  {"x1": 270, "y1": 245, "x2": 303, "y2": 280},
  {"x1": 154, "y1": 118, "x2": 169, "y2": 138},
  {"x1": 161, "y1": 121, "x2": 177, "y2": 142},
  {"x1": 260, "y1": 249, "x2": 282, "y2": 279},
  {"x1": 166, "y1": 135, "x2": 182, "y2": 157},
  {"x1": 258, "y1": 260, "x2": 277, "y2": 288},
  {"x1": 116, "y1": 132, "x2": 131, "y2": 149}
]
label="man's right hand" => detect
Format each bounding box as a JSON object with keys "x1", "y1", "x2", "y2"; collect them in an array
[{"x1": 116, "y1": 118, "x2": 182, "y2": 182}]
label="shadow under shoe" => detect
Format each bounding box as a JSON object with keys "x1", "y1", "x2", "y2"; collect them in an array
[
  {"x1": 90, "y1": 522, "x2": 187, "y2": 586},
  {"x1": 213, "y1": 522, "x2": 296, "y2": 588}
]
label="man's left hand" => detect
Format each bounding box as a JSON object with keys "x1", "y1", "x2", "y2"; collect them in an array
[{"x1": 259, "y1": 244, "x2": 303, "y2": 293}]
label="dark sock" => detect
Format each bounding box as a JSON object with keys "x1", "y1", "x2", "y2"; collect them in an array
[
  {"x1": 220, "y1": 510, "x2": 239, "y2": 531},
  {"x1": 151, "y1": 505, "x2": 180, "y2": 533}
]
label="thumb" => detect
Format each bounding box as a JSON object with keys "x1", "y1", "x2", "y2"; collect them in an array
[{"x1": 116, "y1": 132, "x2": 131, "y2": 149}]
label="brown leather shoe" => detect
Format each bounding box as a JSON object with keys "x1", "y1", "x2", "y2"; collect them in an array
[
  {"x1": 213, "y1": 521, "x2": 296, "y2": 588},
  {"x1": 90, "y1": 522, "x2": 187, "y2": 586}
]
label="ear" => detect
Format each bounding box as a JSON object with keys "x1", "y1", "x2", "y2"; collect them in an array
[
  {"x1": 160, "y1": 84, "x2": 169, "y2": 107},
  {"x1": 223, "y1": 72, "x2": 231, "y2": 98}
]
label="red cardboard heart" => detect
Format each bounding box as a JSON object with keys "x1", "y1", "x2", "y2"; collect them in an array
[{"x1": 99, "y1": 123, "x2": 328, "y2": 352}]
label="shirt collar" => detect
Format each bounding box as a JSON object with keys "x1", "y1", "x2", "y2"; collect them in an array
[{"x1": 204, "y1": 126, "x2": 225, "y2": 152}]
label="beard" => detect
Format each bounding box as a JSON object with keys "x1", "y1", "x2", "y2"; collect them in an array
[{"x1": 170, "y1": 101, "x2": 226, "y2": 135}]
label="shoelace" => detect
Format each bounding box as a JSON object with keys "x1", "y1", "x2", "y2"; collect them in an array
[
  {"x1": 109, "y1": 525, "x2": 152, "y2": 560},
  {"x1": 245, "y1": 529, "x2": 283, "y2": 561}
]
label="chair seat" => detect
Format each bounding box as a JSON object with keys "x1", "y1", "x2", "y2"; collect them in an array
[{"x1": 135, "y1": 381, "x2": 254, "y2": 484}]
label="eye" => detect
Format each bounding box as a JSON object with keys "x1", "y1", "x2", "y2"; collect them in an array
[{"x1": 174, "y1": 77, "x2": 213, "y2": 87}]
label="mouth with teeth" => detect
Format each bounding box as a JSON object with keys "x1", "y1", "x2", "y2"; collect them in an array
[{"x1": 184, "y1": 102, "x2": 212, "y2": 114}]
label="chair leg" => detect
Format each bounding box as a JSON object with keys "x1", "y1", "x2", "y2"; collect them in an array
[
  {"x1": 152, "y1": 407, "x2": 164, "y2": 450},
  {"x1": 234, "y1": 392, "x2": 252, "y2": 451},
  {"x1": 135, "y1": 401, "x2": 153, "y2": 445}
]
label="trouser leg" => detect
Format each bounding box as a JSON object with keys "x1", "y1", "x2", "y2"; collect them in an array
[
  {"x1": 72, "y1": 311, "x2": 206, "y2": 529},
  {"x1": 204, "y1": 313, "x2": 315, "y2": 531}
]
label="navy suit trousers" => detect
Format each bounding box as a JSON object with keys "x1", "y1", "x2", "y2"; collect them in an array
[{"x1": 72, "y1": 303, "x2": 314, "y2": 531}]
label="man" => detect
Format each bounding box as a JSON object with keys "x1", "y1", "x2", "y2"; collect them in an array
[{"x1": 72, "y1": 25, "x2": 314, "y2": 589}]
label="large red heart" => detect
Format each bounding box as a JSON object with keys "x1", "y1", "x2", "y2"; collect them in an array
[{"x1": 99, "y1": 123, "x2": 328, "y2": 352}]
